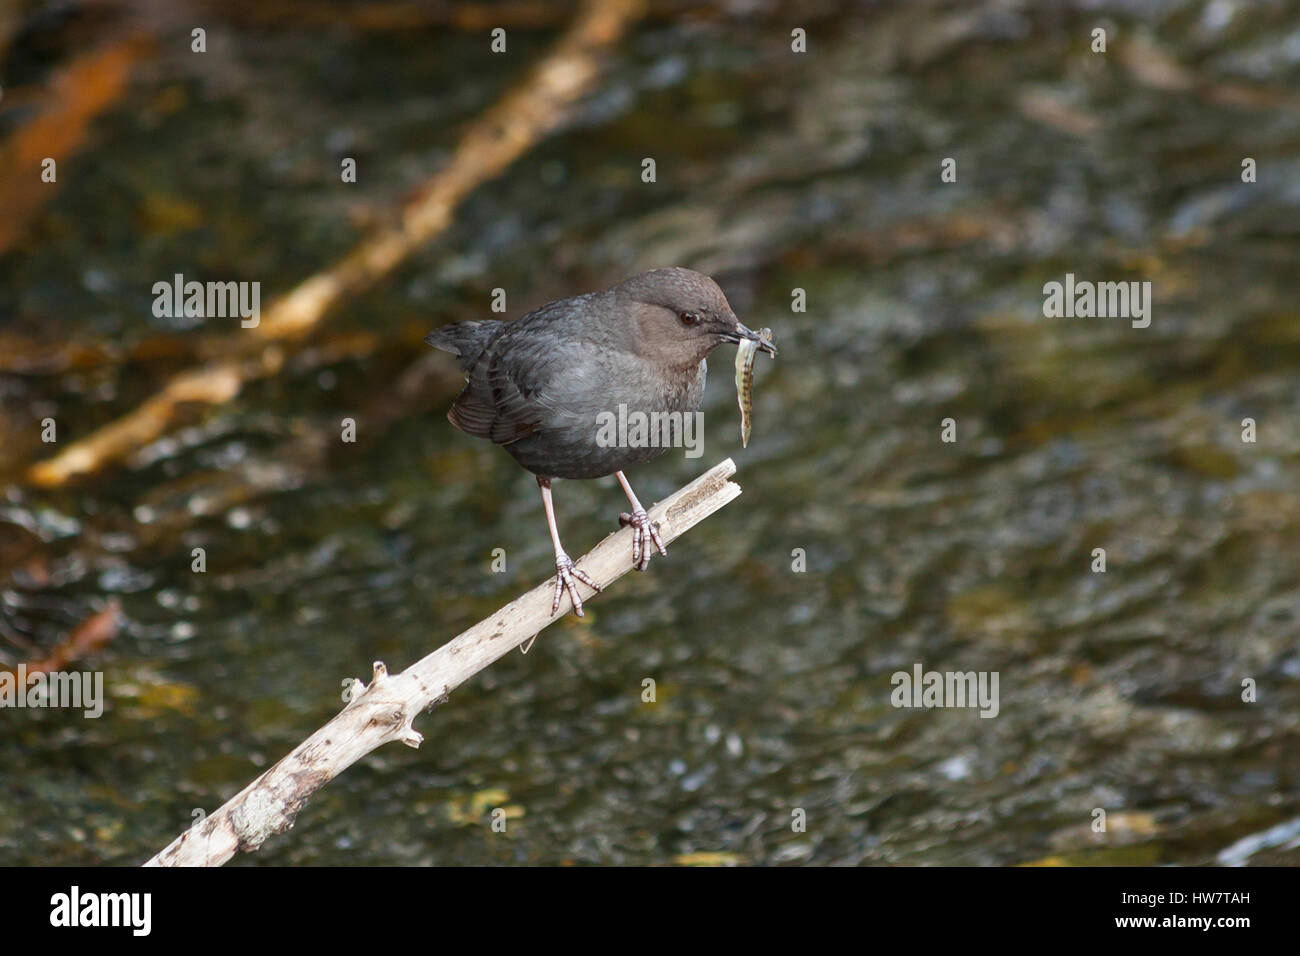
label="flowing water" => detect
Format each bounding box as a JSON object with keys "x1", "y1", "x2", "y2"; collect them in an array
[{"x1": 1, "y1": 0, "x2": 1299, "y2": 865}]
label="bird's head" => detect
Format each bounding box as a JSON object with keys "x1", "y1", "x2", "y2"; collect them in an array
[{"x1": 616, "y1": 267, "x2": 776, "y2": 365}]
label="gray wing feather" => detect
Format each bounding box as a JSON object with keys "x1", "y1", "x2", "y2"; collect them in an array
[{"x1": 432, "y1": 294, "x2": 604, "y2": 445}]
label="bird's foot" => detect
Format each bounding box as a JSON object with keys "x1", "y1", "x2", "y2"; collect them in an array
[
  {"x1": 619, "y1": 509, "x2": 667, "y2": 571},
  {"x1": 552, "y1": 552, "x2": 600, "y2": 617}
]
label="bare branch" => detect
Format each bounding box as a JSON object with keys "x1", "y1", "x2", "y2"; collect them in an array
[
  {"x1": 145, "y1": 458, "x2": 741, "y2": 867},
  {"x1": 27, "y1": 0, "x2": 646, "y2": 488}
]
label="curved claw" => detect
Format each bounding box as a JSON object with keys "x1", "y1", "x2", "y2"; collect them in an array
[
  {"x1": 618, "y1": 509, "x2": 667, "y2": 571},
  {"x1": 552, "y1": 552, "x2": 600, "y2": 617}
]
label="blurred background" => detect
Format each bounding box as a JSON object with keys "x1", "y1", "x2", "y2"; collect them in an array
[{"x1": 2, "y1": 0, "x2": 1299, "y2": 866}]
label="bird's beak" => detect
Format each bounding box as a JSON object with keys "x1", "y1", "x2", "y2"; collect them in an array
[{"x1": 727, "y1": 322, "x2": 777, "y2": 356}]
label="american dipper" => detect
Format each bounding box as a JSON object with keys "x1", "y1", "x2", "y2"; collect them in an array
[{"x1": 425, "y1": 267, "x2": 776, "y2": 617}]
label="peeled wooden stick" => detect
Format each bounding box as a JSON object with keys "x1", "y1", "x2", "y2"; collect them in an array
[
  {"x1": 145, "y1": 458, "x2": 741, "y2": 867},
  {"x1": 27, "y1": 0, "x2": 645, "y2": 488}
]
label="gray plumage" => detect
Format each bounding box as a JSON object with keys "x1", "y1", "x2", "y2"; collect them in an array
[
  {"x1": 425, "y1": 267, "x2": 774, "y2": 614},
  {"x1": 426, "y1": 268, "x2": 767, "y2": 479}
]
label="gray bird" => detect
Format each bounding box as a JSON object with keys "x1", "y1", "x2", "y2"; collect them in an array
[{"x1": 425, "y1": 267, "x2": 775, "y2": 617}]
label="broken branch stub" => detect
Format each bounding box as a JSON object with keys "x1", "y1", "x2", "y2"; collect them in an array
[{"x1": 145, "y1": 458, "x2": 741, "y2": 867}]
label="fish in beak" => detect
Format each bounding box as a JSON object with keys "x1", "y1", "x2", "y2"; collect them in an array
[{"x1": 724, "y1": 321, "x2": 777, "y2": 356}]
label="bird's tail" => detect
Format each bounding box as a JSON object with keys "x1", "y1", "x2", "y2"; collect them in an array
[{"x1": 424, "y1": 320, "x2": 504, "y2": 372}]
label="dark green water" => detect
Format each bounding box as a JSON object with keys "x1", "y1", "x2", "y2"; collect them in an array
[{"x1": 2, "y1": 0, "x2": 1298, "y2": 865}]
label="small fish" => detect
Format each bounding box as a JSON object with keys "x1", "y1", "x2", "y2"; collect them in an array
[{"x1": 735, "y1": 327, "x2": 773, "y2": 448}]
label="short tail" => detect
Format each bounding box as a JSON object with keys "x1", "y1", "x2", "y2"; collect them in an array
[{"x1": 424, "y1": 320, "x2": 504, "y2": 372}]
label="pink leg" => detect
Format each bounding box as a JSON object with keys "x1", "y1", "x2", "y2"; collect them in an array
[
  {"x1": 615, "y1": 470, "x2": 667, "y2": 571},
  {"x1": 538, "y1": 476, "x2": 600, "y2": 616}
]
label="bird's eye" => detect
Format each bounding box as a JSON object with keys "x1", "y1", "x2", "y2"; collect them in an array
[{"x1": 679, "y1": 311, "x2": 700, "y2": 326}]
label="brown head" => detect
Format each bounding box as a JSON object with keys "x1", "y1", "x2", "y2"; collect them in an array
[{"x1": 612, "y1": 267, "x2": 776, "y2": 366}]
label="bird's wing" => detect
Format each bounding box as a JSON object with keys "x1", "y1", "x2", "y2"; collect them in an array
[
  {"x1": 446, "y1": 295, "x2": 606, "y2": 445},
  {"x1": 447, "y1": 327, "x2": 551, "y2": 445},
  {"x1": 484, "y1": 344, "x2": 549, "y2": 444}
]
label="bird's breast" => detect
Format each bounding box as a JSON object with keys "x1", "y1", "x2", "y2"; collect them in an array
[{"x1": 504, "y1": 355, "x2": 706, "y2": 480}]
